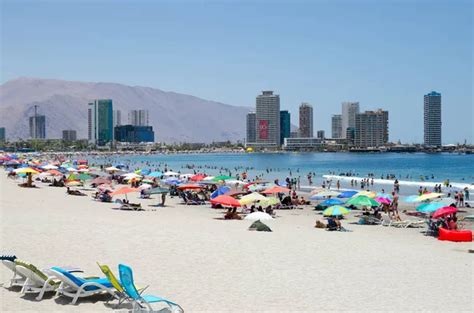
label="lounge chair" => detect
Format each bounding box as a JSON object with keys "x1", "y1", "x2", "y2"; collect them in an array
[
  {"x1": 14, "y1": 260, "x2": 61, "y2": 300},
  {"x1": 50, "y1": 266, "x2": 117, "y2": 304},
  {"x1": 1, "y1": 256, "x2": 26, "y2": 287},
  {"x1": 118, "y1": 263, "x2": 183, "y2": 312}
]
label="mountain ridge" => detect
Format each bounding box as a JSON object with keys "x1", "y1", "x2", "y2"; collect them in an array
[{"x1": 0, "y1": 77, "x2": 251, "y2": 143}]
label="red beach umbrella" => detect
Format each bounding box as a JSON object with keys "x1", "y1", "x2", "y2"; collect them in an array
[
  {"x1": 210, "y1": 195, "x2": 241, "y2": 207},
  {"x1": 110, "y1": 186, "x2": 138, "y2": 196},
  {"x1": 262, "y1": 186, "x2": 290, "y2": 194},
  {"x1": 177, "y1": 184, "x2": 202, "y2": 190},
  {"x1": 432, "y1": 206, "x2": 458, "y2": 219},
  {"x1": 190, "y1": 174, "x2": 206, "y2": 181}
]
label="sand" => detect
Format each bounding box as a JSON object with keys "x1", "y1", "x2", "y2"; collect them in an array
[{"x1": 0, "y1": 173, "x2": 473, "y2": 312}]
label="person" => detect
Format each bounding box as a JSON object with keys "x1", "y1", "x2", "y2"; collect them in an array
[
  {"x1": 390, "y1": 192, "x2": 400, "y2": 220},
  {"x1": 464, "y1": 187, "x2": 470, "y2": 201},
  {"x1": 161, "y1": 193, "x2": 166, "y2": 206},
  {"x1": 336, "y1": 180, "x2": 340, "y2": 190},
  {"x1": 447, "y1": 216, "x2": 457, "y2": 230}
]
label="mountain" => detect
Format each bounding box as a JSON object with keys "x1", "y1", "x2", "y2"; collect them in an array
[{"x1": 0, "y1": 77, "x2": 251, "y2": 143}]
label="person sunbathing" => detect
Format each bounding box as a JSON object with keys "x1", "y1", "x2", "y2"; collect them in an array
[{"x1": 66, "y1": 187, "x2": 86, "y2": 196}]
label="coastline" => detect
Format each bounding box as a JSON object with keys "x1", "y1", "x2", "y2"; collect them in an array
[{"x1": 1, "y1": 170, "x2": 473, "y2": 312}]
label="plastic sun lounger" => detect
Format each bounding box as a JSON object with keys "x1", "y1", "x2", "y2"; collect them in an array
[
  {"x1": 1, "y1": 259, "x2": 26, "y2": 287},
  {"x1": 50, "y1": 266, "x2": 117, "y2": 304},
  {"x1": 14, "y1": 260, "x2": 61, "y2": 300},
  {"x1": 119, "y1": 263, "x2": 184, "y2": 312}
]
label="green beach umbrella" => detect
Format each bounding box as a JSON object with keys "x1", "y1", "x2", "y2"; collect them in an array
[
  {"x1": 346, "y1": 195, "x2": 380, "y2": 207},
  {"x1": 67, "y1": 173, "x2": 77, "y2": 181},
  {"x1": 213, "y1": 175, "x2": 233, "y2": 182},
  {"x1": 258, "y1": 197, "x2": 280, "y2": 206},
  {"x1": 323, "y1": 205, "x2": 351, "y2": 216},
  {"x1": 145, "y1": 187, "x2": 169, "y2": 195},
  {"x1": 77, "y1": 173, "x2": 92, "y2": 181}
]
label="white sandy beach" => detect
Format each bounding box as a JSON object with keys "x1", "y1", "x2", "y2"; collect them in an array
[{"x1": 0, "y1": 173, "x2": 473, "y2": 312}]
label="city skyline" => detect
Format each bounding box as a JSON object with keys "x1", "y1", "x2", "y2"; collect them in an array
[{"x1": 1, "y1": 1, "x2": 472, "y2": 143}]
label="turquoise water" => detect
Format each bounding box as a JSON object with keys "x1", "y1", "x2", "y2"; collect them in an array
[{"x1": 88, "y1": 152, "x2": 474, "y2": 185}]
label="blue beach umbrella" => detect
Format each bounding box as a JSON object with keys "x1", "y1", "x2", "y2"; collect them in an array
[
  {"x1": 416, "y1": 202, "x2": 446, "y2": 213},
  {"x1": 211, "y1": 186, "x2": 231, "y2": 199},
  {"x1": 321, "y1": 198, "x2": 345, "y2": 206},
  {"x1": 148, "y1": 171, "x2": 163, "y2": 178},
  {"x1": 162, "y1": 178, "x2": 181, "y2": 185},
  {"x1": 337, "y1": 190, "x2": 358, "y2": 198},
  {"x1": 403, "y1": 195, "x2": 419, "y2": 203}
]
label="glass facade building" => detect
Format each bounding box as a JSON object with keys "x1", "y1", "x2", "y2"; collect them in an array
[
  {"x1": 88, "y1": 99, "x2": 113, "y2": 146},
  {"x1": 280, "y1": 110, "x2": 291, "y2": 145}
]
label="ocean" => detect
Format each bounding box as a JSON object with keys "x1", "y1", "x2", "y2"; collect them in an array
[{"x1": 86, "y1": 152, "x2": 474, "y2": 194}]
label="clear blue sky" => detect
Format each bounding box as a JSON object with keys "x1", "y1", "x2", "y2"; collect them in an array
[{"x1": 1, "y1": 0, "x2": 472, "y2": 143}]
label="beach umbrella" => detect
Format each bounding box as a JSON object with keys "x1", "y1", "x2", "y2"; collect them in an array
[
  {"x1": 190, "y1": 174, "x2": 206, "y2": 181},
  {"x1": 42, "y1": 164, "x2": 58, "y2": 170},
  {"x1": 142, "y1": 179, "x2": 154, "y2": 184},
  {"x1": 262, "y1": 186, "x2": 290, "y2": 194},
  {"x1": 239, "y1": 192, "x2": 267, "y2": 205},
  {"x1": 374, "y1": 197, "x2": 391, "y2": 205},
  {"x1": 138, "y1": 183, "x2": 152, "y2": 190},
  {"x1": 145, "y1": 187, "x2": 169, "y2": 195},
  {"x1": 164, "y1": 171, "x2": 180, "y2": 177},
  {"x1": 105, "y1": 166, "x2": 120, "y2": 172},
  {"x1": 179, "y1": 173, "x2": 194, "y2": 180},
  {"x1": 346, "y1": 195, "x2": 379, "y2": 207},
  {"x1": 337, "y1": 190, "x2": 358, "y2": 198},
  {"x1": 177, "y1": 184, "x2": 202, "y2": 190},
  {"x1": 91, "y1": 177, "x2": 111, "y2": 185},
  {"x1": 147, "y1": 171, "x2": 163, "y2": 178},
  {"x1": 210, "y1": 195, "x2": 241, "y2": 207},
  {"x1": 110, "y1": 186, "x2": 138, "y2": 197},
  {"x1": 416, "y1": 202, "x2": 446, "y2": 213},
  {"x1": 321, "y1": 198, "x2": 345, "y2": 206},
  {"x1": 203, "y1": 176, "x2": 215, "y2": 181},
  {"x1": 323, "y1": 205, "x2": 351, "y2": 216},
  {"x1": 244, "y1": 212, "x2": 273, "y2": 221},
  {"x1": 213, "y1": 175, "x2": 233, "y2": 182},
  {"x1": 403, "y1": 195, "x2": 420, "y2": 203},
  {"x1": 162, "y1": 178, "x2": 181, "y2": 185},
  {"x1": 376, "y1": 193, "x2": 393, "y2": 199},
  {"x1": 225, "y1": 179, "x2": 246, "y2": 186},
  {"x1": 354, "y1": 190, "x2": 377, "y2": 198},
  {"x1": 66, "y1": 167, "x2": 78, "y2": 172},
  {"x1": 432, "y1": 206, "x2": 458, "y2": 219},
  {"x1": 66, "y1": 181, "x2": 82, "y2": 186},
  {"x1": 258, "y1": 197, "x2": 280, "y2": 206},
  {"x1": 77, "y1": 173, "x2": 92, "y2": 181},
  {"x1": 315, "y1": 190, "x2": 341, "y2": 198},
  {"x1": 248, "y1": 183, "x2": 272, "y2": 192},
  {"x1": 14, "y1": 167, "x2": 39, "y2": 174},
  {"x1": 211, "y1": 186, "x2": 231, "y2": 199},
  {"x1": 415, "y1": 193, "x2": 444, "y2": 202}
]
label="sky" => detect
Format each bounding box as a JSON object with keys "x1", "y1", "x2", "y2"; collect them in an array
[{"x1": 1, "y1": 0, "x2": 472, "y2": 144}]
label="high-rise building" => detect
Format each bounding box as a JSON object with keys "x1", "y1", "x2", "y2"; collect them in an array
[
  {"x1": 62, "y1": 130, "x2": 77, "y2": 141},
  {"x1": 331, "y1": 114, "x2": 342, "y2": 139},
  {"x1": 341, "y1": 102, "x2": 360, "y2": 139},
  {"x1": 129, "y1": 109, "x2": 149, "y2": 126},
  {"x1": 0, "y1": 127, "x2": 5, "y2": 142},
  {"x1": 113, "y1": 110, "x2": 122, "y2": 127},
  {"x1": 280, "y1": 110, "x2": 291, "y2": 144},
  {"x1": 299, "y1": 103, "x2": 313, "y2": 138},
  {"x1": 255, "y1": 91, "x2": 280, "y2": 148},
  {"x1": 246, "y1": 112, "x2": 256, "y2": 144},
  {"x1": 88, "y1": 99, "x2": 114, "y2": 146},
  {"x1": 29, "y1": 115, "x2": 46, "y2": 139},
  {"x1": 114, "y1": 125, "x2": 155, "y2": 143},
  {"x1": 424, "y1": 91, "x2": 442, "y2": 147},
  {"x1": 354, "y1": 109, "x2": 389, "y2": 147},
  {"x1": 317, "y1": 130, "x2": 325, "y2": 140}
]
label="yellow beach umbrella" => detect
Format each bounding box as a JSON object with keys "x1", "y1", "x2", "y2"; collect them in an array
[
  {"x1": 14, "y1": 168, "x2": 39, "y2": 175},
  {"x1": 416, "y1": 193, "x2": 444, "y2": 202},
  {"x1": 259, "y1": 197, "x2": 280, "y2": 206},
  {"x1": 354, "y1": 190, "x2": 377, "y2": 198},
  {"x1": 239, "y1": 192, "x2": 267, "y2": 205}
]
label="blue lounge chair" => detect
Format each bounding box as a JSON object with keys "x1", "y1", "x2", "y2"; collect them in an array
[
  {"x1": 50, "y1": 266, "x2": 117, "y2": 304},
  {"x1": 118, "y1": 263, "x2": 184, "y2": 312}
]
